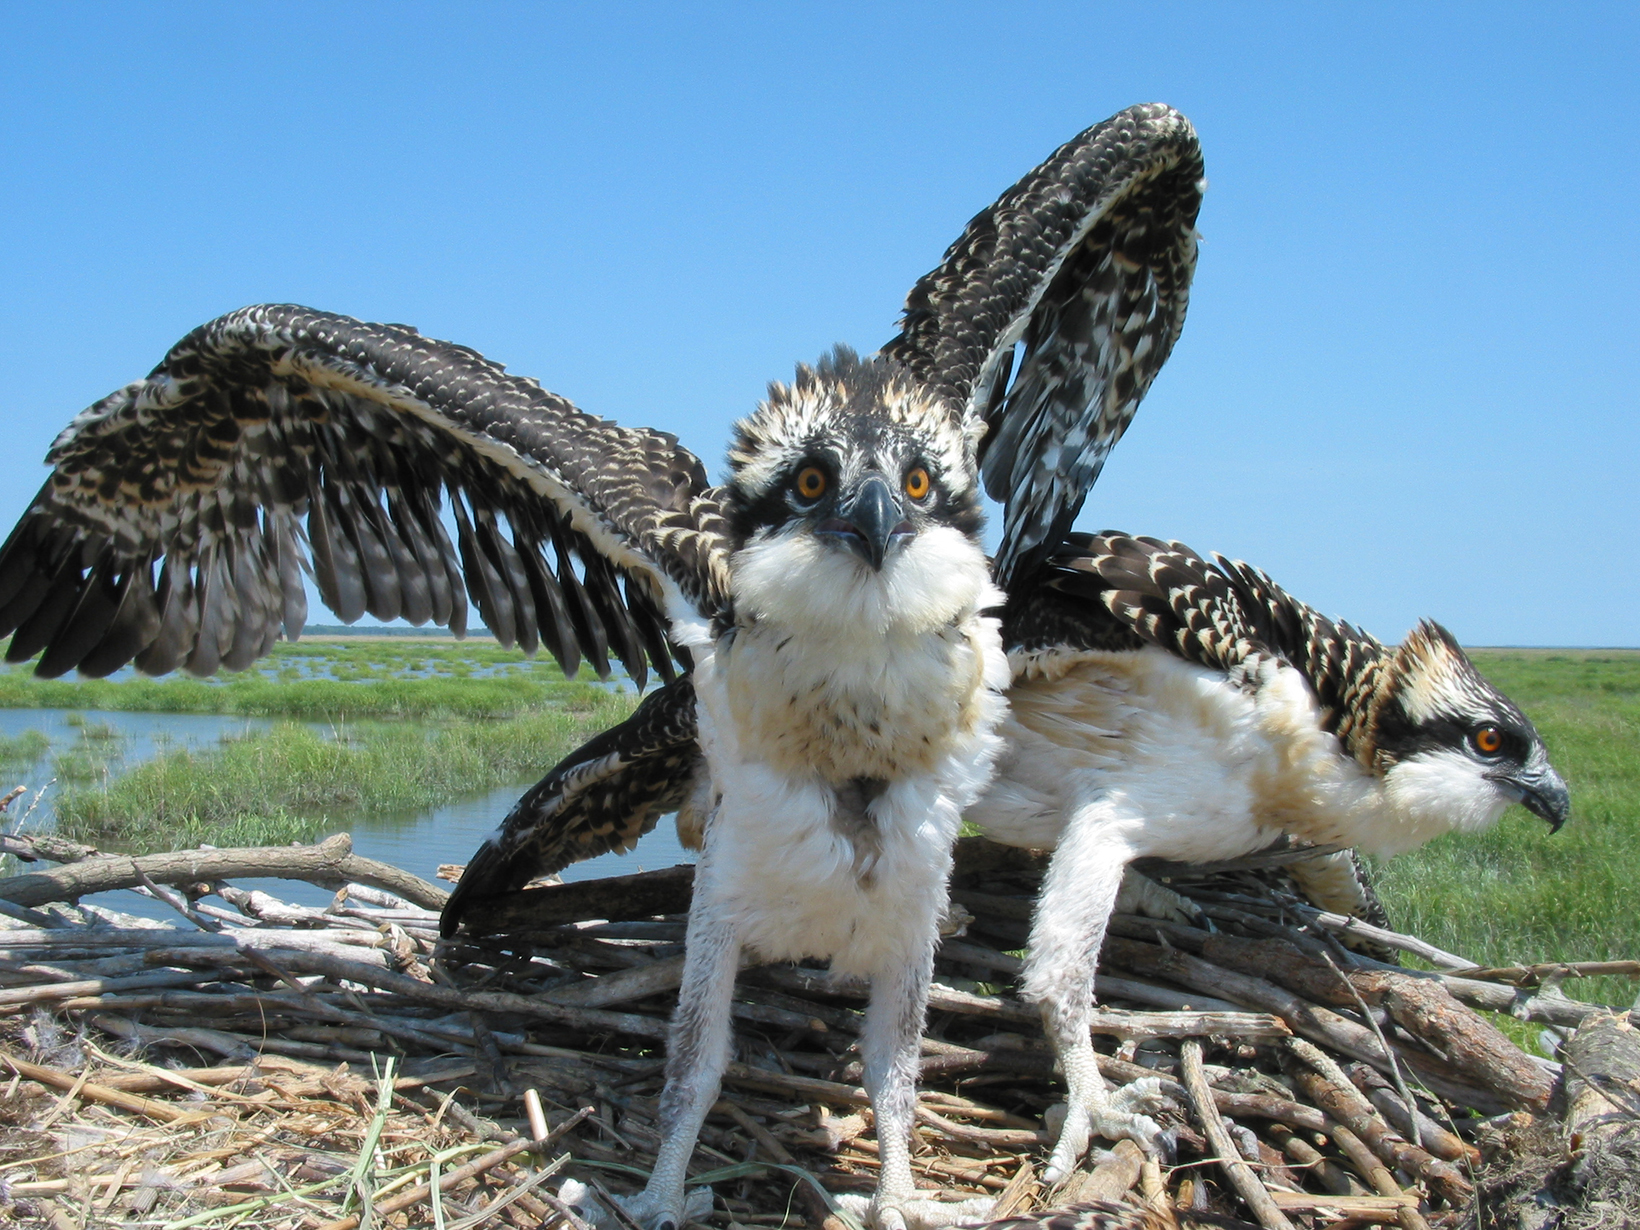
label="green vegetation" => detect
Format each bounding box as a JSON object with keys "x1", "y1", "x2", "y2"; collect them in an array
[
  {"x1": 54, "y1": 698, "x2": 635, "y2": 852},
  {"x1": 0, "y1": 637, "x2": 640, "y2": 855},
  {"x1": 1374, "y1": 649, "x2": 1640, "y2": 1011},
  {"x1": 0, "y1": 729, "x2": 49, "y2": 768},
  {"x1": 0, "y1": 638, "x2": 630, "y2": 720}
]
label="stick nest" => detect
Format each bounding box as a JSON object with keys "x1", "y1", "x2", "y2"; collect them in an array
[{"x1": 1, "y1": 831, "x2": 1636, "y2": 1230}]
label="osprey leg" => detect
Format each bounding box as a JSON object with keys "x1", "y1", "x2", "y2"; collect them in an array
[
  {"x1": 1026, "y1": 821, "x2": 1165, "y2": 1183},
  {"x1": 840, "y1": 940, "x2": 993, "y2": 1230},
  {"x1": 623, "y1": 911, "x2": 741, "y2": 1230}
]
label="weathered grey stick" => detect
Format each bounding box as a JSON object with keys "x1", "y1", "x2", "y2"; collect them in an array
[
  {"x1": 1180, "y1": 1040, "x2": 1296, "y2": 1230},
  {"x1": 541, "y1": 952, "x2": 696, "y2": 1007},
  {"x1": 0, "y1": 833, "x2": 448, "y2": 910},
  {"x1": 1459, "y1": 959, "x2": 1640, "y2": 986},
  {"x1": 1094, "y1": 974, "x2": 1243, "y2": 1015},
  {"x1": 1277, "y1": 901, "x2": 1473, "y2": 970},
  {"x1": 1106, "y1": 936, "x2": 1392, "y2": 1069},
  {"x1": 914, "y1": 1105, "x2": 1044, "y2": 1149},
  {"x1": 0, "y1": 898, "x2": 58, "y2": 928},
  {"x1": 0, "y1": 967, "x2": 252, "y2": 1008},
  {"x1": 142, "y1": 944, "x2": 673, "y2": 1038},
  {"x1": 1266, "y1": 1192, "x2": 1416, "y2": 1219}
]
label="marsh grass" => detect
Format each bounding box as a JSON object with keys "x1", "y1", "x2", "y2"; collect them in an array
[
  {"x1": 0, "y1": 729, "x2": 49, "y2": 768},
  {"x1": 0, "y1": 639, "x2": 631, "y2": 719},
  {"x1": 1374, "y1": 649, "x2": 1640, "y2": 1013},
  {"x1": 0, "y1": 637, "x2": 640, "y2": 852},
  {"x1": 54, "y1": 692, "x2": 636, "y2": 851}
]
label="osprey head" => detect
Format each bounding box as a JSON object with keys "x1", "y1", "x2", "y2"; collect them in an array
[
  {"x1": 722, "y1": 346, "x2": 988, "y2": 631},
  {"x1": 1370, "y1": 620, "x2": 1569, "y2": 848}
]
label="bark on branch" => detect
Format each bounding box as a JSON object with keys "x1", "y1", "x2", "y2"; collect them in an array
[{"x1": 0, "y1": 834, "x2": 448, "y2": 911}]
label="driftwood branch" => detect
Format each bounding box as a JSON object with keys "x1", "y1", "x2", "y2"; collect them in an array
[
  {"x1": 0, "y1": 833, "x2": 448, "y2": 910},
  {"x1": 1460, "y1": 959, "x2": 1640, "y2": 987}
]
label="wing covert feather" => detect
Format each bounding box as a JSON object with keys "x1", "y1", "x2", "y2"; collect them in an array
[
  {"x1": 1025, "y1": 533, "x2": 1389, "y2": 714},
  {"x1": 440, "y1": 677, "x2": 703, "y2": 936}
]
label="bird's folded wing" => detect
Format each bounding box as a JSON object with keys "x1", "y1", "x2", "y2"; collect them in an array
[
  {"x1": 0, "y1": 304, "x2": 730, "y2": 684},
  {"x1": 440, "y1": 676, "x2": 702, "y2": 935},
  {"x1": 1031, "y1": 531, "x2": 1377, "y2": 693},
  {"x1": 884, "y1": 103, "x2": 1205, "y2": 587}
]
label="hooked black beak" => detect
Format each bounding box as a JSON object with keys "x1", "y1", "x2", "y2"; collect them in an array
[
  {"x1": 818, "y1": 474, "x2": 913, "y2": 571},
  {"x1": 1513, "y1": 766, "x2": 1571, "y2": 833}
]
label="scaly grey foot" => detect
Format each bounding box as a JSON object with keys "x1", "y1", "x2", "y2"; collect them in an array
[
  {"x1": 835, "y1": 1191, "x2": 995, "y2": 1230},
  {"x1": 1042, "y1": 1076, "x2": 1171, "y2": 1184},
  {"x1": 558, "y1": 1179, "x2": 714, "y2": 1230}
]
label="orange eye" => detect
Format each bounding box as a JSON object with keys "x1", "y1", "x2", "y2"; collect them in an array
[
  {"x1": 1472, "y1": 726, "x2": 1503, "y2": 755},
  {"x1": 904, "y1": 467, "x2": 931, "y2": 500},
  {"x1": 795, "y1": 466, "x2": 827, "y2": 501}
]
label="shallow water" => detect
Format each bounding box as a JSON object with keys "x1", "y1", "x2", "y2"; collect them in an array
[
  {"x1": 103, "y1": 792, "x2": 694, "y2": 922},
  {"x1": 0, "y1": 707, "x2": 693, "y2": 923},
  {"x1": 225, "y1": 786, "x2": 697, "y2": 915},
  {"x1": 0, "y1": 708, "x2": 277, "y2": 814}
]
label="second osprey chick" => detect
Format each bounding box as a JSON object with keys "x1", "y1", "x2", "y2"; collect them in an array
[{"x1": 981, "y1": 530, "x2": 1570, "y2": 1179}]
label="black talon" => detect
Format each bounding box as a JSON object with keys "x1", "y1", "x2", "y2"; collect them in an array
[{"x1": 1158, "y1": 1127, "x2": 1179, "y2": 1164}]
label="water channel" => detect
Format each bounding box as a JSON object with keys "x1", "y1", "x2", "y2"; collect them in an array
[{"x1": 0, "y1": 706, "x2": 695, "y2": 922}]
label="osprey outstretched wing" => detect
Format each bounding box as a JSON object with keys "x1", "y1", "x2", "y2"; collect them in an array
[
  {"x1": 441, "y1": 676, "x2": 703, "y2": 928},
  {"x1": 887, "y1": 103, "x2": 1203, "y2": 587},
  {"x1": 0, "y1": 305, "x2": 729, "y2": 686}
]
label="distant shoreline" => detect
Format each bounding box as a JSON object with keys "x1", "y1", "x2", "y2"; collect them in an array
[
  {"x1": 1468, "y1": 646, "x2": 1640, "y2": 654},
  {"x1": 289, "y1": 631, "x2": 1640, "y2": 652},
  {"x1": 297, "y1": 626, "x2": 498, "y2": 642}
]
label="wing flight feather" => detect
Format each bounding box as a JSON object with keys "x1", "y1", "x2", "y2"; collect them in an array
[
  {"x1": 439, "y1": 677, "x2": 703, "y2": 936},
  {"x1": 885, "y1": 104, "x2": 1205, "y2": 587},
  {"x1": 0, "y1": 305, "x2": 731, "y2": 683}
]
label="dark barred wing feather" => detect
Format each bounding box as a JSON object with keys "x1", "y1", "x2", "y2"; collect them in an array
[
  {"x1": 0, "y1": 305, "x2": 730, "y2": 683},
  {"x1": 1031, "y1": 533, "x2": 1390, "y2": 730},
  {"x1": 885, "y1": 104, "x2": 1204, "y2": 587},
  {"x1": 440, "y1": 677, "x2": 702, "y2": 936}
]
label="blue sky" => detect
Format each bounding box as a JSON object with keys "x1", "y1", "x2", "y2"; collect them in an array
[{"x1": 0, "y1": 4, "x2": 1634, "y2": 647}]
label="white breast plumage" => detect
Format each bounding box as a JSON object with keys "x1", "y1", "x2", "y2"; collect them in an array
[{"x1": 971, "y1": 646, "x2": 1391, "y2": 864}]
